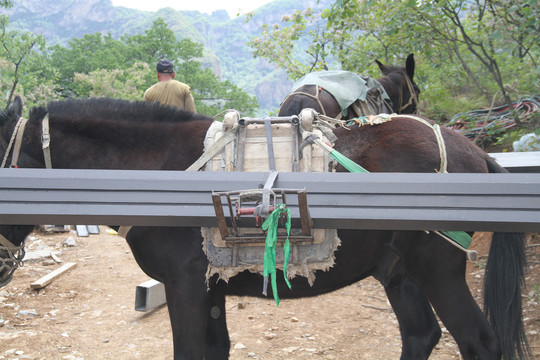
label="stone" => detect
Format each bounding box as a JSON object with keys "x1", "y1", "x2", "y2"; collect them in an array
[
  {"x1": 63, "y1": 237, "x2": 78, "y2": 247},
  {"x1": 17, "y1": 309, "x2": 38, "y2": 317}
]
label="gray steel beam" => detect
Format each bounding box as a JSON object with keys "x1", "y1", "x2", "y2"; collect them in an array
[
  {"x1": 0, "y1": 168, "x2": 539, "y2": 232},
  {"x1": 490, "y1": 151, "x2": 540, "y2": 173}
]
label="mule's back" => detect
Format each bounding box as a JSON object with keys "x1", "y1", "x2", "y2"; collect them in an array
[{"x1": 23, "y1": 98, "x2": 213, "y2": 171}]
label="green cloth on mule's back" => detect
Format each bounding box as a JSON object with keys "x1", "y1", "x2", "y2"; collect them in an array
[{"x1": 291, "y1": 70, "x2": 390, "y2": 112}]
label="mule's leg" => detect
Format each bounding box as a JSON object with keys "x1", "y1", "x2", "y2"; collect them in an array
[
  {"x1": 383, "y1": 270, "x2": 441, "y2": 359},
  {"x1": 374, "y1": 250, "x2": 441, "y2": 360},
  {"x1": 391, "y1": 231, "x2": 500, "y2": 360},
  {"x1": 126, "y1": 227, "x2": 222, "y2": 359},
  {"x1": 205, "y1": 279, "x2": 230, "y2": 359},
  {"x1": 163, "y1": 275, "x2": 210, "y2": 359}
]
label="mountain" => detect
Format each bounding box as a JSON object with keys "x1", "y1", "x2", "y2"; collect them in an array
[{"x1": 1, "y1": 0, "x2": 332, "y2": 114}]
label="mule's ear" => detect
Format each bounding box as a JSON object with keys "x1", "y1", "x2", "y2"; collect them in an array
[
  {"x1": 375, "y1": 59, "x2": 391, "y2": 75},
  {"x1": 405, "y1": 54, "x2": 415, "y2": 80},
  {"x1": 9, "y1": 96, "x2": 23, "y2": 118}
]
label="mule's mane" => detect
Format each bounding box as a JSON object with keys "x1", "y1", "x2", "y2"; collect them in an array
[{"x1": 30, "y1": 98, "x2": 211, "y2": 124}]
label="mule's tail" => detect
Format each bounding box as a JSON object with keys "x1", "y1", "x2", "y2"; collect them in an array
[{"x1": 484, "y1": 157, "x2": 531, "y2": 359}]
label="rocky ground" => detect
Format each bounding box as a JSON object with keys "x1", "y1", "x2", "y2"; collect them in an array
[{"x1": 0, "y1": 228, "x2": 539, "y2": 359}]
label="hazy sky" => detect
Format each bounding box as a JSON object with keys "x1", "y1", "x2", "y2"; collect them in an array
[{"x1": 111, "y1": 0, "x2": 273, "y2": 17}]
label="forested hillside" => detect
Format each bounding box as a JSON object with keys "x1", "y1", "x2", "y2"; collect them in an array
[{"x1": 1, "y1": 0, "x2": 333, "y2": 113}]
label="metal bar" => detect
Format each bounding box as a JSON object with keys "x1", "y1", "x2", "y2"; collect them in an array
[
  {"x1": 490, "y1": 151, "x2": 540, "y2": 173},
  {"x1": 239, "y1": 116, "x2": 297, "y2": 125},
  {"x1": 135, "y1": 279, "x2": 166, "y2": 312},
  {"x1": 291, "y1": 117, "x2": 300, "y2": 172},
  {"x1": 0, "y1": 169, "x2": 539, "y2": 232}
]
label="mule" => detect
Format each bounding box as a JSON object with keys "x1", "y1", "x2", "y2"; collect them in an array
[
  {"x1": 0, "y1": 64, "x2": 529, "y2": 359},
  {"x1": 278, "y1": 54, "x2": 420, "y2": 118}
]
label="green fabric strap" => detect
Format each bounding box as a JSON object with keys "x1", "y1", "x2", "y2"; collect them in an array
[
  {"x1": 329, "y1": 147, "x2": 471, "y2": 249},
  {"x1": 329, "y1": 150, "x2": 370, "y2": 173},
  {"x1": 440, "y1": 230, "x2": 472, "y2": 249},
  {"x1": 262, "y1": 204, "x2": 292, "y2": 305}
]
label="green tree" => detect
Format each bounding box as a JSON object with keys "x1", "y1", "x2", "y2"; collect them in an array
[
  {"x1": 403, "y1": 0, "x2": 538, "y2": 107},
  {"x1": 73, "y1": 62, "x2": 151, "y2": 100},
  {"x1": 247, "y1": 9, "x2": 334, "y2": 80},
  {"x1": 123, "y1": 17, "x2": 202, "y2": 64},
  {"x1": 48, "y1": 33, "x2": 129, "y2": 97},
  {"x1": 46, "y1": 18, "x2": 258, "y2": 115},
  {"x1": 0, "y1": 14, "x2": 46, "y2": 109},
  {"x1": 248, "y1": 0, "x2": 538, "y2": 120}
]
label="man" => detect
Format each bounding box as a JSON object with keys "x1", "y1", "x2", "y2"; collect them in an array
[{"x1": 144, "y1": 59, "x2": 196, "y2": 112}]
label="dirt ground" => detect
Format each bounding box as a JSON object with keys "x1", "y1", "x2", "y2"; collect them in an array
[{"x1": 0, "y1": 228, "x2": 539, "y2": 360}]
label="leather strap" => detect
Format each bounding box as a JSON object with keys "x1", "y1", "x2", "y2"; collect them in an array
[
  {"x1": 42, "y1": 115, "x2": 52, "y2": 169},
  {"x1": 1, "y1": 117, "x2": 28, "y2": 168},
  {"x1": 281, "y1": 85, "x2": 327, "y2": 116}
]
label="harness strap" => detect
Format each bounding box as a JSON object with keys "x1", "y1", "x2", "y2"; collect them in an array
[
  {"x1": 282, "y1": 86, "x2": 328, "y2": 116},
  {"x1": 261, "y1": 170, "x2": 278, "y2": 217},
  {"x1": 264, "y1": 119, "x2": 276, "y2": 171},
  {"x1": 396, "y1": 74, "x2": 419, "y2": 114},
  {"x1": 1, "y1": 117, "x2": 28, "y2": 168},
  {"x1": 185, "y1": 123, "x2": 239, "y2": 172},
  {"x1": 427, "y1": 230, "x2": 478, "y2": 261},
  {"x1": 42, "y1": 115, "x2": 52, "y2": 169}
]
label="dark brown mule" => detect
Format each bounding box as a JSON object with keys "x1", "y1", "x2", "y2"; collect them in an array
[
  {"x1": 0, "y1": 91, "x2": 529, "y2": 359},
  {"x1": 278, "y1": 54, "x2": 419, "y2": 118}
]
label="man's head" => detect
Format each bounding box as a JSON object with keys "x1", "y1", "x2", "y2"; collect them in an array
[{"x1": 156, "y1": 59, "x2": 175, "y2": 81}]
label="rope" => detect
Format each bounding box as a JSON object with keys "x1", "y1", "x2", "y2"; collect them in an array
[
  {"x1": 349, "y1": 114, "x2": 448, "y2": 173},
  {"x1": 350, "y1": 113, "x2": 395, "y2": 126}
]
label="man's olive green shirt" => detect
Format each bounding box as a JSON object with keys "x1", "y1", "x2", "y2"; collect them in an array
[{"x1": 143, "y1": 80, "x2": 196, "y2": 112}]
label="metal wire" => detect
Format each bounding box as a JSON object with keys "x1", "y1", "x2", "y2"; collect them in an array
[{"x1": 446, "y1": 95, "x2": 540, "y2": 139}]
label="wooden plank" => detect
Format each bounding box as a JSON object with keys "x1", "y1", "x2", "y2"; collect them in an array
[
  {"x1": 0, "y1": 169, "x2": 539, "y2": 232},
  {"x1": 30, "y1": 262, "x2": 77, "y2": 290}
]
